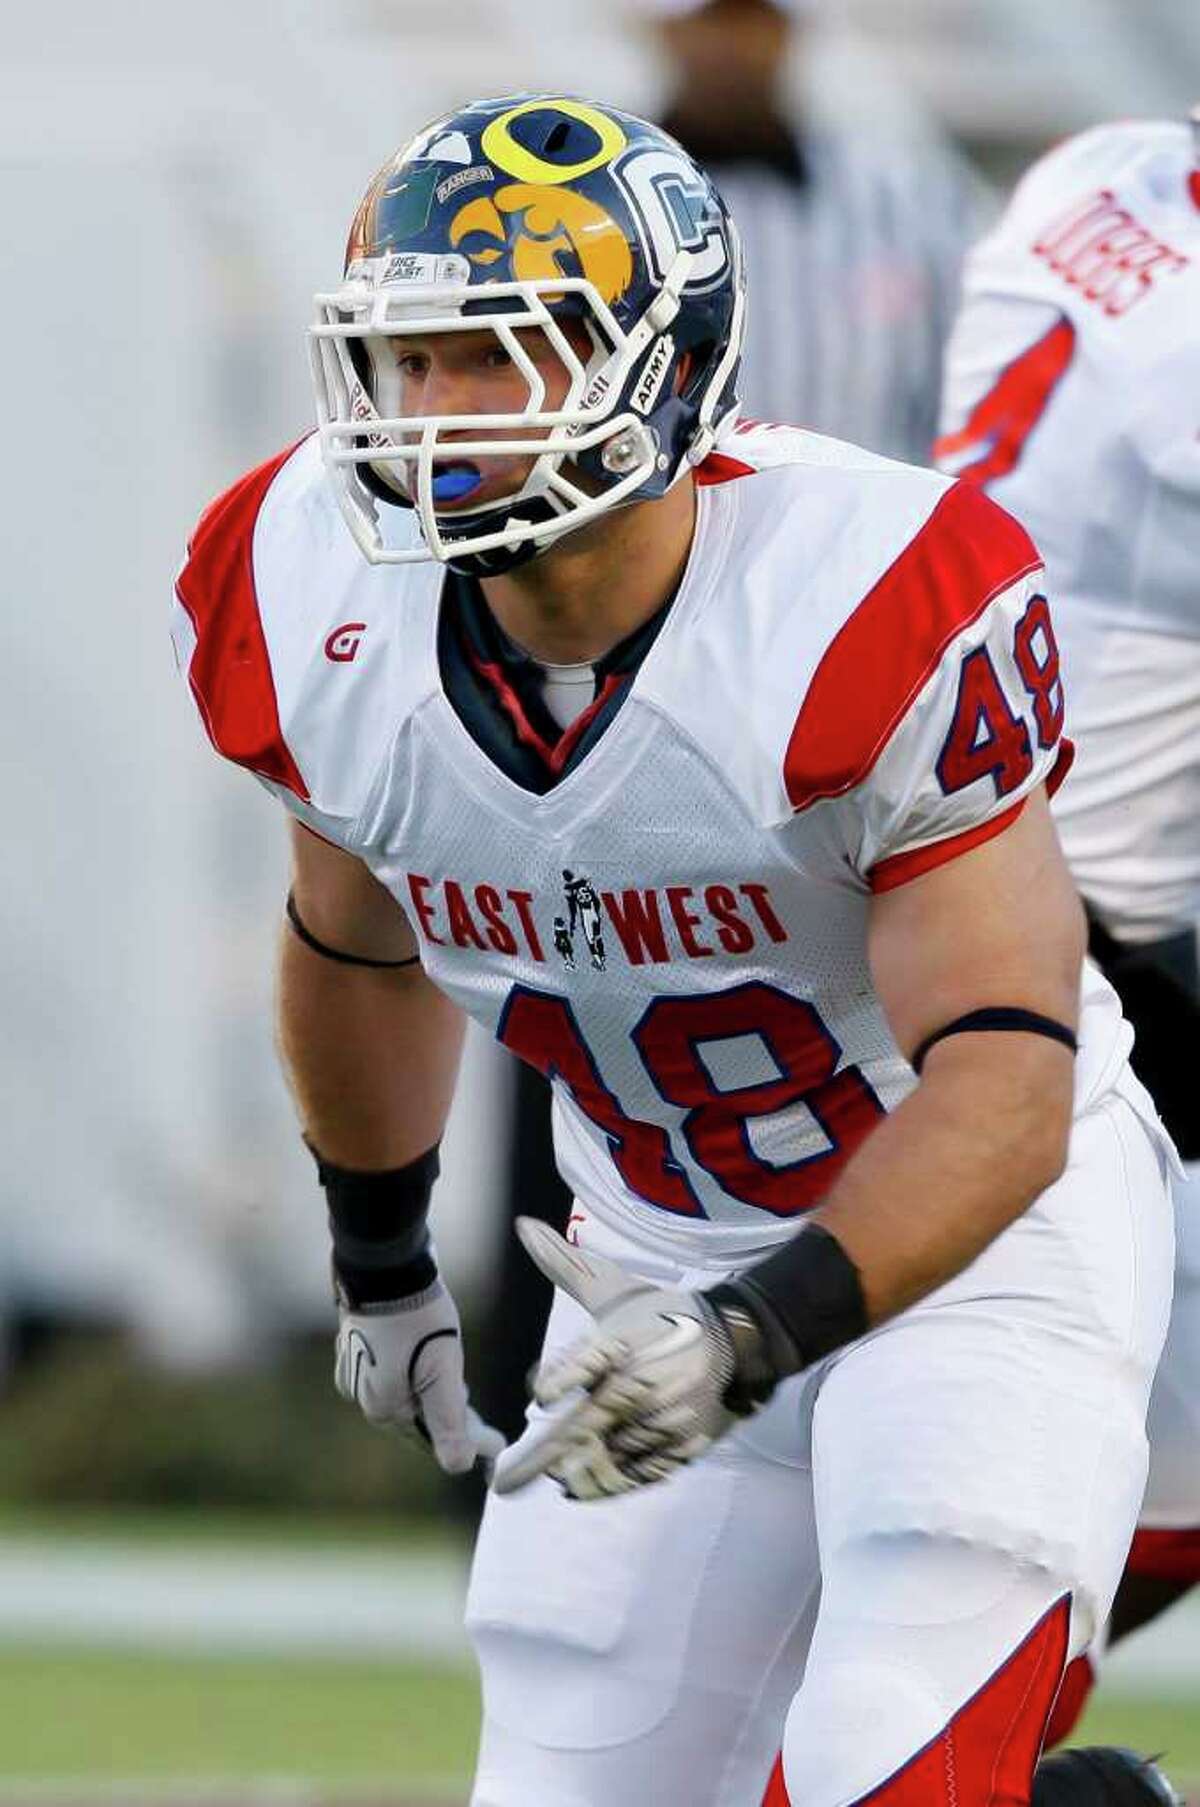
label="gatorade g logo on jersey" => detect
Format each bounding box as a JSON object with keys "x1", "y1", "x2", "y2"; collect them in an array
[
  {"x1": 324, "y1": 622, "x2": 366, "y2": 663},
  {"x1": 449, "y1": 184, "x2": 635, "y2": 304}
]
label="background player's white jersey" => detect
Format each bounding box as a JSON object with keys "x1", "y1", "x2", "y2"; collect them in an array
[
  {"x1": 936, "y1": 120, "x2": 1200, "y2": 941},
  {"x1": 173, "y1": 424, "x2": 1125, "y2": 1269}
]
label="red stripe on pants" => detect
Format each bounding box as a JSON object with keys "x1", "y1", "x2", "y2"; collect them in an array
[
  {"x1": 1043, "y1": 1653, "x2": 1096, "y2": 1749},
  {"x1": 760, "y1": 1595, "x2": 1070, "y2": 1807},
  {"x1": 762, "y1": 1753, "x2": 789, "y2": 1805}
]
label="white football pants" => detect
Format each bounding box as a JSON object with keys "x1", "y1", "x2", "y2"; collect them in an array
[
  {"x1": 466, "y1": 1079, "x2": 1172, "y2": 1807},
  {"x1": 1139, "y1": 1160, "x2": 1200, "y2": 1542}
]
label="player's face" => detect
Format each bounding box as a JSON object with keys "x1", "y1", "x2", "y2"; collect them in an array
[{"x1": 373, "y1": 320, "x2": 594, "y2": 512}]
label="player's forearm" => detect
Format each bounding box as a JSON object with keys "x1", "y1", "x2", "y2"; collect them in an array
[
  {"x1": 277, "y1": 927, "x2": 466, "y2": 1169},
  {"x1": 810, "y1": 1031, "x2": 1075, "y2": 1324}
]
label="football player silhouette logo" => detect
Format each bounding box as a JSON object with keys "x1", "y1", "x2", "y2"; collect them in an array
[{"x1": 562, "y1": 870, "x2": 605, "y2": 970}]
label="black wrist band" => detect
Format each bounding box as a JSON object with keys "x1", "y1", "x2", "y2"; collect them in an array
[
  {"x1": 286, "y1": 891, "x2": 421, "y2": 970},
  {"x1": 911, "y1": 1007, "x2": 1077, "y2": 1075},
  {"x1": 309, "y1": 1140, "x2": 440, "y2": 1305},
  {"x1": 707, "y1": 1223, "x2": 868, "y2": 1393}
]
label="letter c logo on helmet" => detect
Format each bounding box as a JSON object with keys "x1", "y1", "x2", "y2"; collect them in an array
[{"x1": 309, "y1": 93, "x2": 745, "y2": 576}]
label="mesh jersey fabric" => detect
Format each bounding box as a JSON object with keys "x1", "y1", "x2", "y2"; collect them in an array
[{"x1": 172, "y1": 422, "x2": 1117, "y2": 1268}]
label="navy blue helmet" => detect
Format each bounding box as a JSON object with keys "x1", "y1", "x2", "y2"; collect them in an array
[{"x1": 310, "y1": 94, "x2": 745, "y2": 574}]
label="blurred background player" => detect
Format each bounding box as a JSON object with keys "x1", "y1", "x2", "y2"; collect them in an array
[
  {"x1": 642, "y1": 0, "x2": 978, "y2": 457},
  {"x1": 478, "y1": 0, "x2": 983, "y2": 1458},
  {"x1": 935, "y1": 107, "x2": 1200, "y2": 1744}
]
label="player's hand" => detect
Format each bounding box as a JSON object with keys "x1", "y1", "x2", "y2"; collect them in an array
[
  {"x1": 335, "y1": 1280, "x2": 505, "y2": 1477},
  {"x1": 492, "y1": 1219, "x2": 756, "y2": 1501}
]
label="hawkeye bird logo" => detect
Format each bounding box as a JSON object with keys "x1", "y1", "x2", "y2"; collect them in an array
[{"x1": 450, "y1": 185, "x2": 634, "y2": 305}]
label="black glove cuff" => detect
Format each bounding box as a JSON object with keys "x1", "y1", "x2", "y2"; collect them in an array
[
  {"x1": 701, "y1": 1295, "x2": 780, "y2": 1416},
  {"x1": 706, "y1": 1223, "x2": 868, "y2": 1402},
  {"x1": 309, "y1": 1140, "x2": 440, "y2": 1307}
]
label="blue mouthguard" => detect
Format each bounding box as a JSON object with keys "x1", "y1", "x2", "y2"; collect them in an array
[{"x1": 431, "y1": 466, "x2": 483, "y2": 502}]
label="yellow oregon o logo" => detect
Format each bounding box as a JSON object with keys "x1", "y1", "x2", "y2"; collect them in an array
[{"x1": 481, "y1": 100, "x2": 627, "y2": 186}]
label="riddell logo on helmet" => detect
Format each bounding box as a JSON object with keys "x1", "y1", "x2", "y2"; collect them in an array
[{"x1": 325, "y1": 623, "x2": 366, "y2": 663}]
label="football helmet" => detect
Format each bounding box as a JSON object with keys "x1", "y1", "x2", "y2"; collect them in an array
[{"x1": 309, "y1": 94, "x2": 745, "y2": 574}]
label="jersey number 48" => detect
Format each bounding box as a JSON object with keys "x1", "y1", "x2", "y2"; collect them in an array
[
  {"x1": 937, "y1": 593, "x2": 1063, "y2": 798},
  {"x1": 499, "y1": 981, "x2": 886, "y2": 1219}
]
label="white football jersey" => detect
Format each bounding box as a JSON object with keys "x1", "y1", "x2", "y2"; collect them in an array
[
  {"x1": 936, "y1": 121, "x2": 1200, "y2": 940},
  {"x1": 173, "y1": 425, "x2": 1123, "y2": 1269}
]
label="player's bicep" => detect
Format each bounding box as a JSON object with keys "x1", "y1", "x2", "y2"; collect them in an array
[
  {"x1": 867, "y1": 785, "x2": 1085, "y2": 1064},
  {"x1": 289, "y1": 821, "x2": 419, "y2": 963}
]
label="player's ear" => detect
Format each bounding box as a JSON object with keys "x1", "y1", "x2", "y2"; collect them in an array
[{"x1": 675, "y1": 351, "x2": 695, "y2": 393}]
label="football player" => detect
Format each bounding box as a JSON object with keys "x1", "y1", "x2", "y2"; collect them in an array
[
  {"x1": 936, "y1": 110, "x2": 1200, "y2": 1748},
  {"x1": 173, "y1": 97, "x2": 1177, "y2": 1807}
]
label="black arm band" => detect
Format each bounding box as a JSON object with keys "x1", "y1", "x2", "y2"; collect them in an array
[
  {"x1": 286, "y1": 892, "x2": 420, "y2": 970},
  {"x1": 310, "y1": 1140, "x2": 440, "y2": 1305},
  {"x1": 911, "y1": 1007, "x2": 1078, "y2": 1075},
  {"x1": 706, "y1": 1223, "x2": 868, "y2": 1408}
]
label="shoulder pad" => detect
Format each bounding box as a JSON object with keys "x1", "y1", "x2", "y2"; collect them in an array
[
  {"x1": 1000, "y1": 119, "x2": 1195, "y2": 248},
  {"x1": 702, "y1": 419, "x2": 903, "y2": 481},
  {"x1": 647, "y1": 447, "x2": 1014, "y2": 824},
  {"x1": 175, "y1": 439, "x2": 312, "y2": 798},
  {"x1": 172, "y1": 436, "x2": 440, "y2": 822},
  {"x1": 783, "y1": 481, "x2": 1041, "y2": 810}
]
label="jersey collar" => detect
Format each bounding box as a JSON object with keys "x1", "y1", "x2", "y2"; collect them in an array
[{"x1": 438, "y1": 572, "x2": 672, "y2": 795}]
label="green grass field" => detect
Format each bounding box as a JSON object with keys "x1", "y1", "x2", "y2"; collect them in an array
[
  {"x1": 0, "y1": 1514, "x2": 1194, "y2": 1800},
  {"x1": 0, "y1": 1647, "x2": 1194, "y2": 1800},
  {"x1": 1076, "y1": 1694, "x2": 1200, "y2": 1776},
  {"x1": 0, "y1": 1647, "x2": 479, "y2": 1797}
]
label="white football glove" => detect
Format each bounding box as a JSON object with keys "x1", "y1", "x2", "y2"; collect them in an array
[
  {"x1": 492, "y1": 1219, "x2": 753, "y2": 1501},
  {"x1": 335, "y1": 1278, "x2": 505, "y2": 1477}
]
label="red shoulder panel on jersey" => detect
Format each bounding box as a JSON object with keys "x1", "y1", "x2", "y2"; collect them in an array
[
  {"x1": 784, "y1": 483, "x2": 1042, "y2": 813},
  {"x1": 175, "y1": 439, "x2": 310, "y2": 800},
  {"x1": 696, "y1": 450, "x2": 757, "y2": 485},
  {"x1": 868, "y1": 740, "x2": 1074, "y2": 892},
  {"x1": 760, "y1": 1594, "x2": 1069, "y2": 1806}
]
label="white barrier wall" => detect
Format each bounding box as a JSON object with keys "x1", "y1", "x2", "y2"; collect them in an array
[{"x1": 0, "y1": 1, "x2": 590, "y2": 1362}]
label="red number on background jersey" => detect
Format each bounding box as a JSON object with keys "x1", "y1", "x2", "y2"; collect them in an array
[
  {"x1": 1013, "y1": 593, "x2": 1064, "y2": 748},
  {"x1": 932, "y1": 317, "x2": 1076, "y2": 487},
  {"x1": 937, "y1": 645, "x2": 1033, "y2": 798},
  {"x1": 499, "y1": 982, "x2": 885, "y2": 1219},
  {"x1": 634, "y1": 983, "x2": 885, "y2": 1216}
]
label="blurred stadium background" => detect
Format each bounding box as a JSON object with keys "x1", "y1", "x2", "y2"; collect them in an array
[{"x1": 2, "y1": 0, "x2": 1197, "y2": 1799}]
